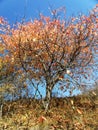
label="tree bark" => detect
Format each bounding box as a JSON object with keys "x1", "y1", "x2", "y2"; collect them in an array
[
  {"x1": 43, "y1": 85, "x2": 52, "y2": 111},
  {"x1": 0, "y1": 104, "x2": 3, "y2": 118}
]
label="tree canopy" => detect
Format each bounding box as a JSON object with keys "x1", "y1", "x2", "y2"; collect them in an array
[{"x1": 0, "y1": 5, "x2": 98, "y2": 109}]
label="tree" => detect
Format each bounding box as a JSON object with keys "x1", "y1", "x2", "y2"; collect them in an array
[{"x1": 0, "y1": 5, "x2": 98, "y2": 110}]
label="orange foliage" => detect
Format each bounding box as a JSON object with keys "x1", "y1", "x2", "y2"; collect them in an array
[{"x1": 0, "y1": 6, "x2": 97, "y2": 75}]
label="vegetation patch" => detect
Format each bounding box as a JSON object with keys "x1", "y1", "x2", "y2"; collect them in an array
[{"x1": 0, "y1": 93, "x2": 98, "y2": 130}]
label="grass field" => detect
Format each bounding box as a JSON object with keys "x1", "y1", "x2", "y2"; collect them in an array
[{"x1": 0, "y1": 93, "x2": 98, "y2": 130}]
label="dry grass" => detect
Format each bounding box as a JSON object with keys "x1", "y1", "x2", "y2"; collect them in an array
[{"x1": 0, "y1": 94, "x2": 98, "y2": 130}]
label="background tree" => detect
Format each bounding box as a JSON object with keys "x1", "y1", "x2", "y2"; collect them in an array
[{"x1": 0, "y1": 5, "x2": 98, "y2": 110}]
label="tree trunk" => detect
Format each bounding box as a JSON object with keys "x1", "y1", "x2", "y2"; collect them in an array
[
  {"x1": 43, "y1": 85, "x2": 52, "y2": 111},
  {"x1": 0, "y1": 104, "x2": 3, "y2": 118}
]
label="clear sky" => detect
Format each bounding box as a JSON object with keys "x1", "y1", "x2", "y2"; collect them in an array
[{"x1": 0, "y1": 0, "x2": 97, "y2": 23}]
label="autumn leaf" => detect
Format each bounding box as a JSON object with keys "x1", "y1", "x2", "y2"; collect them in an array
[
  {"x1": 38, "y1": 116, "x2": 47, "y2": 123},
  {"x1": 76, "y1": 108, "x2": 83, "y2": 115}
]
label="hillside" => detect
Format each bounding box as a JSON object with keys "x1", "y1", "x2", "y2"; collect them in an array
[{"x1": 0, "y1": 94, "x2": 98, "y2": 130}]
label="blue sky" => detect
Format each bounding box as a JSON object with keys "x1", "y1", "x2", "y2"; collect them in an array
[{"x1": 0, "y1": 0, "x2": 97, "y2": 23}]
